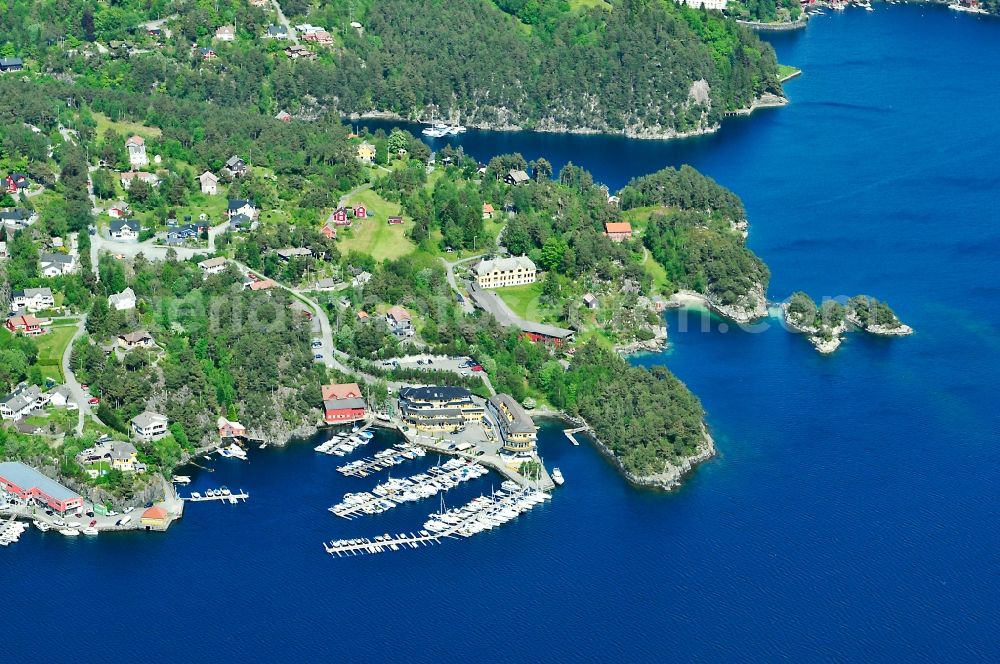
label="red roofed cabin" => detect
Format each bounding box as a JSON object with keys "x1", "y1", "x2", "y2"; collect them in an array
[
  {"x1": 604, "y1": 221, "x2": 633, "y2": 242},
  {"x1": 320, "y1": 223, "x2": 337, "y2": 239},
  {"x1": 322, "y1": 383, "x2": 367, "y2": 424},
  {"x1": 218, "y1": 416, "x2": 247, "y2": 438},
  {"x1": 353, "y1": 204, "x2": 368, "y2": 219},
  {"x1": 6, "y1": 314, "x2": 44, "y2": 336},
  {"x1": 330, "y1": 207, "x2": 350, "y2": 226}
]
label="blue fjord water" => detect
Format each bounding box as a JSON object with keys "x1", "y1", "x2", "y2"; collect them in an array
[{"x1": 5, "y1": 6, "x2": 1000, "y2": 661}]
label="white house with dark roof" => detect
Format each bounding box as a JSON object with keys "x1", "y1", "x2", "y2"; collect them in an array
[
  {"x1": 227, "y1": 199, "x2": 257, "y2": 219},
  {"x1": 39, "y1": 253, "x2": 75, "y2": 277},
  {"x1": 10, "y1": 287, "x2": 54, "y2": 313},
  {"x1": 109, "y1": 219, "x2": 140, "y2": 241}
]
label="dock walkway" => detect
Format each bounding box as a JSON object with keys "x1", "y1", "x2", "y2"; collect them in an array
[{"x1": 183, "y1": 491, "x2": 249, "y2": 504}]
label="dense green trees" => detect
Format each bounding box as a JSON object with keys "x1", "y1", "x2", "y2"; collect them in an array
[{"x1": 543, "y1": 342, "x2": 707, "y2": 477}]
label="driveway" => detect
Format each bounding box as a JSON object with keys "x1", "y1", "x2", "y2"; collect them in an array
[{"x1": 61, "y1": 319, "x2": 96, "y2": 435}]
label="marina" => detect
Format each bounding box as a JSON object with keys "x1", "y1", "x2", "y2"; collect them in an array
[
  {"x1": 313, "y1": 430, "x2": 375, "y2": 457},
  {"x1": 335, "y1": 442, "x2": 426, "y2": 477},
  {"x1": 329, "y1": 458, "x2": 488, "y2": 518},
  {"x1": 0, "y1": 516, "x2": 28, "y2": 546},
  {"x1": 324, "y1": 483, "x2": 550, "y2": 556}
]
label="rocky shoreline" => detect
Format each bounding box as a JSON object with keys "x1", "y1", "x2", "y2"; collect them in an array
[
  {"x1": 668, "y1": 286, "x2": 769, "y2": 324},
  {"x1": 347, "y1": 93, "x2": 789, "y2": 141},
  {"x1": 782, "y1": 303, "x2": 847, "y2": 354},
  {"x1": 846, "y1": 310, "x2": 914, "y2": 337}
]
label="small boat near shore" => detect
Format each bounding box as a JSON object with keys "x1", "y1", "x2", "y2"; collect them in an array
[
  {"x1": 552, "y1": 468, "x2": 565, "y2": 486},
  {"x1": 172, "y1": 475, "x2": 192, "y2": 485}
]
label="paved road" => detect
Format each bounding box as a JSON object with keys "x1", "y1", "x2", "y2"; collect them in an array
[
  {"x1": 440, "y1": 253, "x2": 483, "y2": 314},
  {"x1": 61, "y1": 319, "x2": 95, "y2": 435},
  {"x1": 90, "y1": 222, "x2": 232, "y2": 276}
]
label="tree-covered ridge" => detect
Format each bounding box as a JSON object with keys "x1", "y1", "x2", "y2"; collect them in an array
[
  {"x1": 545, "y1": 342, "x2": 708, "y2": 477},
  {"x1": 341, "y1": 0, "x2": 781, "y2": 134},
  {"x1": 846, "y1": 295, "x2": 906, "y2": 331},
  {"x1": 622, "y1": 166, "x2": 769, "y2": 308},
  {"x1": 786, "y1": 291, "x2": 845, "y2": 341},
  {"x1": 726, "y1": 0, "x2": 802, "y2": 24}
]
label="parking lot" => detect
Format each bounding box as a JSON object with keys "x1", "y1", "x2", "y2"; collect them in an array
[{"x1": 381, "y1": 354, "x2": 483, "y2": 377}]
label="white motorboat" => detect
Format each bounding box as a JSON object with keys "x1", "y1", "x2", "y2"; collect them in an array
[
  {"x1": 60, "y1": 528, "x2": 80, "y2": 536},
  {"x1": 81, "y1": 527, "x2": 99, "y2": 536},
  {"x1": 33, "y1": 520, "x2": 51, "y2": 532},
  {"x1": 172, "y1": 475, "x2": 192, "y2": 484},
  {"x1": 552, "y1": 467, "x2": 565, "y2": 486}
]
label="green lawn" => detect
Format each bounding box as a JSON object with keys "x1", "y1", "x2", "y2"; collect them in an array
[
  {"x1": 338, "y1": 189, "x2": 415, "y2": 261},
  {"x1": 93, "y1": 112, "x2": 162, "y2": 139},
  {"x1": 34, "y1": 325, "x2": 76, "y2": 382},
  {"x1": 778, "y1": 64, "x2": 802, "y2": 82},
  {"x1": 495, "y1": 282, "x2": 552, "y2": 321}
]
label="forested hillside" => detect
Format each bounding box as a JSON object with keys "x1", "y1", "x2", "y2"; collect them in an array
[{"x1": 0, "y1": 0, "x2": 781, "y2": 138}]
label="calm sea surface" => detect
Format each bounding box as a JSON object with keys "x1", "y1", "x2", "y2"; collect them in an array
[{"x1": 5, "y1": 6, "x2": 999, "y2": 661}]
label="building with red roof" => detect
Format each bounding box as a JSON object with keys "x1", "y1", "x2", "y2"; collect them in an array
[{"x1": 321, "y1": 383, "x2": 367, "y2": 424}]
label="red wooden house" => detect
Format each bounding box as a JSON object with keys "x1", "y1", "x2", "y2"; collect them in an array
[
  {"x1": 322, "y1": 383, "x2": 367, "y2": 424},
  {"x1": 353, "y1": 204, "x2": 368, "y2": 219},
  {"x1": 330, "y1": 207, "x2": 351, "y2": 226}
]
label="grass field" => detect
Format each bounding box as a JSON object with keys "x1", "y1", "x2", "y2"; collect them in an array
[
  {"x1": 93, "y1": 112, "x2": 162, "y2": 139},
  {"x1": 33, "y1": 325, "x2": 76, "y2": 382},
  {"x1": 495, "y1": 282, "x2": 552, "y2": 321},
  {"x1": 338, "y1": 189, "x2": 415, "y2": 261},
  {"x1": 778, "y1": 64, "x2": 802, "y2": 82}
]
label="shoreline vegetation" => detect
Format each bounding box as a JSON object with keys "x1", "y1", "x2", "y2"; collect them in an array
[
  {"x1": 783, "y1": 293, "x2": 912, "y2": 354},
  {"x1": 352, "y1": 90, "x2": 790, "y2": 141}
]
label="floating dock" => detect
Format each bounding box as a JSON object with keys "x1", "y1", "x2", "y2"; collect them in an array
[
  {"x1": 183, "y1": 491, "x2": 249, "y2": 504},
  {"x1": 563, "y1": 426, "x2": 587, "y2": 446}
]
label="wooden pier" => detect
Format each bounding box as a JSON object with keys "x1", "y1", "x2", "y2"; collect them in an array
[
  {"x1": 183, "y1": 491, "x2": 249, "y2": 503},
  {"x1": 323, "y1": 531, "x2": 452, "y2": 556},
  {"x1": 563, "y1": 426, "x2": 587, "y2": 446}
]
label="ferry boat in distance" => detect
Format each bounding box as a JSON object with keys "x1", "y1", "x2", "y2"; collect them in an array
[{"x1": 552, "y1": 468, "x2": 565, "y2": 486}]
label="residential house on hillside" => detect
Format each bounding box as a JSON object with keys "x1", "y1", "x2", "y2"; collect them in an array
[
  {"x1": 198, "y1": 256, "x2": 228, "y2": 275},
  {"x1": 110, "y1": 219, "x2": 140, "y2": 241},
  {"x1": 604, "y1": 221, "x2": 633, "y2": 242},
  {"x1": 215, "y1": 25, "x2": 236, "y2": 41},
  {"x1": 329, "y1": 207, "x2": 350, "y2": 226},
  {"x1": 223, "y1": 155, "x2": 248, "y2": 177},
  {"x1": 119, "y1": 171, "x2": 159, "y2": 190},
  {"x1": 276, "y1": 247, "x2": 312, "y2": 261},
  {"x1": 199, "y1": 171, "x2": 218, "y2": 195},
  {"x1": 117, "y1": 330, "x2": 155, "y2": 349},
  {"x1": 482, "y1": 203, "x2": 495, "y2": 220},
  {"x1": 6, "y1": 313, "x2": 44, "y2": 336},
  {"x1": 39, "y1": 253, "x2": 75, "y2": 277},
  {"x1": 77, "y1": 440, "x2": 144, "y2": 473},
  {"x1": 229, "y1": 214, "x2": 255, "y2": 232},
  {"x1": 320, "y1": 222, "x2": 337, "y2": 239},
  {"x1": 11, "y1": 288, "x2": 54, "y2": 313},
  {"x1": 131, "y1": 411, "x2": 168, "y2": 441},
  {"x1": 353, "y1": 204, "x2": 368, "y2": 219},
  {"x1": 126, "y1": 135, "x2": 148, "y2": 167},
  {"x1": 48, "y1": 385, "x2": 77, "y2": 410},
  {"x1": 505, "y1": 169, "x2": 530, "y2": 186},
  {"x1": 275, "y1": 110, "x2": 291, "y2": 122},
  {"x1": 386, "y1": 306, "x2": 414, "y2": 337},
  {"x1": 472, "y1": 256, "x2": 537, "y2": 289},
  {"x1": 0, "y1": 241, "x2": 7, "y2": 260},
  {"x1": 583, "y1": 293, "x2": 599, "y2": 309},
  {"x1": 108, "y1": 201, "x2": 130, "y2": 219},
  {"x1": 352, "y1": 271, "x2": 372, "y2": 287},
  {"x1": 0, "y1": 384, "x2": 43, "y2": 421},
  {"x1": 266, "y1": 24, "x2": 289, "y2": 40},
  {"x1": 284, "y1": 45, "x2": 315, "y2": 60},
  {"x1": 0, "y1": 58, "x2": 24, "y2": 73},
  {"x1": 227, "y1": 199, "x2": 257, "y2": 219},
  {"x1": 198, "y1": 47, "x2": 216, "y2": 60},
  {"x1": 108, "y1": 287, "x2": 136, "y2": 311},
  {"x1": 5, "y1": 172, "x2": 29, "y2": 193}
]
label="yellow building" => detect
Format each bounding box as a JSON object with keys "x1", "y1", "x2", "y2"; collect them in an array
[
  {"x1": 357, "y1": 141, "x2": 376, "y2": 163},
  {"x1": 472, "y1": 256, "x2": 536, "y2": 289},
  {"x1": 487, "y1": 394, "x2": 537, "y2": 452},
  {"x1": 398, "y1": 386, "x2": 484, "y2": 432}
]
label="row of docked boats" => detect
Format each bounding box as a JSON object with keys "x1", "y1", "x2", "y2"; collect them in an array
[
  {"x1": 335, "y1": 442, "x2": 426, "y2": 477},
  {"x1": 189, "y1": 487, "x2": 233, "y2": 500},
  {"x1": 422, "y1": 122, "x2": 467, "y2": 138},
  {"x1": 29, "y1": 519, "x2": 98, "y2": 537},
  {"x1": 424, "y1": 482, "x2": 550, "y2": 538},
  {"x1": 0, "y1": 519, "x2": 28, "y2": 545},
  {"x1": 217, "y1": 443, "x2": 247, "y2": 460},
  {"x1": 329, "y1": 458, "x2": 488, "y2": 518},
  {"x1": 314, "y1": 430, "x2": 375, "y2": 457}
]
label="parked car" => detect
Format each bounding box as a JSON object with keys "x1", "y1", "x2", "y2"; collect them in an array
[
  {"x1": 313, "y1": 353, "x2": 323, "y2": 360},
  {"x1": 88, "y1": 397, "x2": 100, "y2": 405},
  {"x1": 89, "y1": 519, "x2": 97, "y2": 528},
  {"x1": 470, "y1": 365, "x2": 484, "y2": 372},
  {"x1": 312, "y1": 341, "x2": 322, "y2": 348}
]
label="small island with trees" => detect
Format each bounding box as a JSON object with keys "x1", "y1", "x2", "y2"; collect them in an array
[{"x1": 784, "y1": 292, "x2": 912, "y2": 354}]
